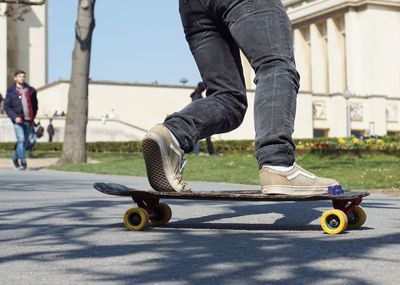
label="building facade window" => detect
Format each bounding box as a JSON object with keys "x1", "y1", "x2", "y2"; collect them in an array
[
  {"x1": 387, "y1": 131, "x2": 400, "y2": 137},
  {"x1": 313, "y1": 128, "x2": 329, "y2": 137},
  {"x1": 351, "y1": 130, "x2": 365, "y2": 137}
]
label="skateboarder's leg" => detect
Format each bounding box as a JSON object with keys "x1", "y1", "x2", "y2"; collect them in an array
[
  {"x1": 163, "y1": 1, "x2": 247, "y2": 153},
  {"x1": 223, "y1": 0, "x2": 340, "y2": 194},
  {"x1": 225, "y1": 0, "x2": 299, "y2": 167},
  {"x1": 143, "y1": 1, "x2": 246, "y2": 192}
]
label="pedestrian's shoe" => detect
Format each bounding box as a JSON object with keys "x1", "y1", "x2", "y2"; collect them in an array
[
  {"x1": 12, "y1": 158, "x2": 20, "y2": 169},
  {"x1": 142, "y1": 124, "x2": 190, "y2": 192},
  {"x1": 260, "y1": 163, "x2": 342, "y2": 196},
  {"x1": 19, "y1": 160, "x2": 27, "y2": 170}
]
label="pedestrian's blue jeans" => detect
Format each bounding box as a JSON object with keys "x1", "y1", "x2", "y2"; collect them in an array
[
  {"x1": 193, "y1": 141, "x2": 201, "y2": 154},
  {"x1": 164, "y1": 0, "x2": 300, "y2": 167},
  {"x1": 12, "y1": 122, "x2": 30, "y2": 162}
]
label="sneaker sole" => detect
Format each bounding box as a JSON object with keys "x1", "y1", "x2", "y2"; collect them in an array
[
  {"x1": 262, "y1": 185, "x2": 330, "y2": 196},
  {"x1": 142, "y1": 137, "x2": 176, "y2": 192},
  {"x1": 11, "y1": 159, "x2": 20, "y2": 168}
]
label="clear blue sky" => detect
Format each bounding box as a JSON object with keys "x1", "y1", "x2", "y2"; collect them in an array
[{"x1": 48, "y1": 0, "x2": 202, "y2": 86}]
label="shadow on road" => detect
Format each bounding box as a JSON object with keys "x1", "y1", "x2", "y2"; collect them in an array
[{"x1": 0, "y1": 184, "x2": 399, "y2": 284}]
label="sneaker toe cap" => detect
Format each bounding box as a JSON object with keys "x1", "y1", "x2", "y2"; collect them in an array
[{"x1": 321, "y1": 177, "x2": 340, "y2": 186}]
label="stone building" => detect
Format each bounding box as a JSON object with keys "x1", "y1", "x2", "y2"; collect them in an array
[
  {"x1": 1, "y1": 0, "x2": 399, "y2": 142},
  {"x1": 284, "y1": 0, "x2": 400, "y2": 137}
]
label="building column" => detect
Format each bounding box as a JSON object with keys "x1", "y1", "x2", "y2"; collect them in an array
[
  {"x1": 293, "y1": 92, "x2": 313, "y2": 138},
  {"x1": 0, "y1": 4, "x2": 7, "y2": 94},
  {"x1": 7, "y1": 3, "x2": 47, "y2": 88},
  {"x1": 310, "y1": 22, "x2": 328, "y2": 94},
  {"x1": 327, "y1": 17, "x2": 345, "y2": 94},
  {"x1": 294, "y1": 28, "x2": 311, "y2": 92},
  {"x1": 344, "y1": 9, "x2": 362, "y2": 94},
  {"x1": 328, "y1": 95, "x2": 347, "y2": 137},
  {"x1": 29, "y1": 4, "x2": 48, "y2": 87}
]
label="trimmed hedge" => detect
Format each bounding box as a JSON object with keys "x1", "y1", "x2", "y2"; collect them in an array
[
  {"x1": 296, "y1": 137, "x2": 400, "y2": 156},
  {"x1": 0, "y1": 140, "x2": 255, "y2": 153},
  {"x1": 0, "y1": 136, "x2": 399, "y2": 155},
  {"x1": 0, "y1": 141, "x2": 141, "y2": 153},
  {"x1": 0, "y1": 142, "x2": 18, "y2": 151},
  {"x1": 86, "y1": 141, "x2": 141, "y2": 153},
  {"x1": 0, "y1": 141, "x2": 250, "y2": 153},
  {"x1": 201, "y1": 140, "x2": 254, "y2": 153}
]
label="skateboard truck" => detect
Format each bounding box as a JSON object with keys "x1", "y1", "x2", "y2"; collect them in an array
[{"x1": 132, "y1": 196, "x2": 159, "y2": 216}]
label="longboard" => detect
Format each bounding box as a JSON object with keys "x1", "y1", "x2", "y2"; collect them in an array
[{"x1": 94, "y1": 182, "x2": 370, "y2": 235}]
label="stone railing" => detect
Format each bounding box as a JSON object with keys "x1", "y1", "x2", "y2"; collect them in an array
[{"x1": 0, "y1": 115, "x2": 148, "y2": 142}]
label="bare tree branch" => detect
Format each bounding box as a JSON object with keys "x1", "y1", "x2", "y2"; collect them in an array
[{"x1": 0, "y1": 0, "x2": 45, "y2": 5}]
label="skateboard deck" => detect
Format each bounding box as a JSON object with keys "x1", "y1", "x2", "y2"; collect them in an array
[
  {"x1": 94, "y1": 182, "x2": 370, "y2": 235},
  {"x1": 94, "y1": 182, "x2": 368, "y2": 201}
]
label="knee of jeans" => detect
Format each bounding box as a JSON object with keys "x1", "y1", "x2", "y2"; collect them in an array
[
  {"x1": 254, "y1": 61, "x2": 300, "y2": 90},
  {"x1": 15, "y1": 133, "x2": 25, "y2": 143},
  {"x1": 237, "y1": 101, "x2": 247, "y2": 121},
  {"x1": 17, "y1": 137, "x2": 25, "y2": 144},
  {"x1": 231, "y1": 97, "x2": 248, "y2": 128}
]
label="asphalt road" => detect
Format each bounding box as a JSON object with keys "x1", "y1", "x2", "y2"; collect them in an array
[{"x1": 0, "y1": 168, "x2": 399, "y2": 285}]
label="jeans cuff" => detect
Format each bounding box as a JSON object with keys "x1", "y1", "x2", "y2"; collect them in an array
[{"x1": 256, "y1": 144, "x2": 295, "y2": 168}]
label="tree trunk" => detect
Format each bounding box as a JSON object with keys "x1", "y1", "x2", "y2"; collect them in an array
[{"x1": 60, "y1": 0, "x2": 96, "y2": 164}]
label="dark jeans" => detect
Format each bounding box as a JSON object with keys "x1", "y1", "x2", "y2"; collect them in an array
[{"x1": 164, "y1": 0, "x2": 300, "y2": 167}]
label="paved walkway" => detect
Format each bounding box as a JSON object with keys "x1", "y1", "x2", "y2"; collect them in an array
[
  {"x1": 0, "y1": 158, "x2": 99, "y2": 170},
  {"x1": 0, "y1": 158, "x2": 58, "y2": 169},
  {"x1": 0, "y1": 168, "x2": 399, "y2": 284}
]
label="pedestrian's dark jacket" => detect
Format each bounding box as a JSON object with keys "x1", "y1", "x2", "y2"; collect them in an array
[
  {"x1": 4, "y1": 83, "x2": 38, "y2": 123},
  {"x1": 47, "y1": 124, "x2": 55, "y2": 136}
]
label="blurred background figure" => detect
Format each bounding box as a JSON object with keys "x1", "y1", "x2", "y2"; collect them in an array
[
  {"x1": 0, "y1": 93, "x2": 4, "y2": 114},
  {"x1": 47, "y1": 119, "x2": 55, "y2": 142}
]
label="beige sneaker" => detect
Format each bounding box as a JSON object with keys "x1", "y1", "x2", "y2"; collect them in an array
[
  {"x1": 260, "y1": 163, "x2": 342, "y2": 196},
  {"x1": 142, "y1": 124, "x2": 190, "y2": 192}
]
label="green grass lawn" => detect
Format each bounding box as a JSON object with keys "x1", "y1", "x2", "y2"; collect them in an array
[
  {"x1": 1, "y1": 150, "x2": 399, "y2": 190},
  {"x1": 54, "y1": 152, "x2": 400, "y2": 190}
]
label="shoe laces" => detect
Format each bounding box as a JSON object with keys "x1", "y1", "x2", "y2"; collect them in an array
[
  {"x1": 169, "y1": 142, "x2": 189, "y2": 190},
  {"x1": 175, "y1": 155, "x2": 188, "y2": 188}
]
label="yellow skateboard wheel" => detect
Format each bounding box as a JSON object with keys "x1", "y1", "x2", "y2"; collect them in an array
[
  {"x1": 150, "y1": 203, "x2": 172, "y2": 226},
  {"x1": 347, "y1": 206, "x2": 367, "y2": 230},
  {"x1": 321, "y1": 209, "x2": 348, "y2": 235},
  {"x1": 123, "y1": 207, "x2": 149, "y2": 231}
]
